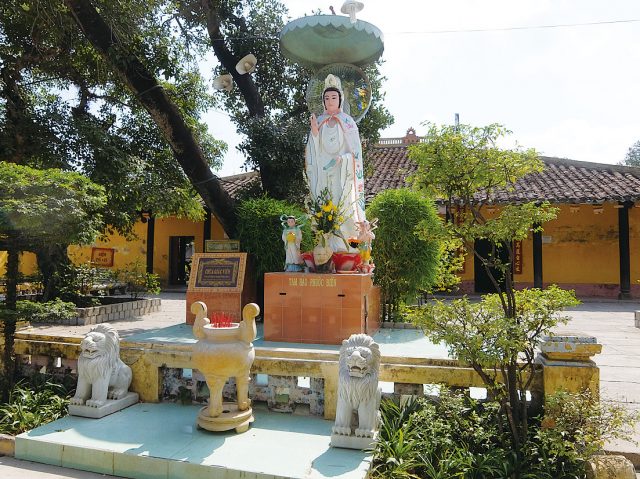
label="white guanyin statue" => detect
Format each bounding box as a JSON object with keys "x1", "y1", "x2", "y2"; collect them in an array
[{"x1": 305, "y1": 74, "x2": 366, "y2": 252}]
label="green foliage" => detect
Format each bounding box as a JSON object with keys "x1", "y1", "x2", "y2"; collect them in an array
[
  {"x1": 14, "y1": 299, "x2": 76, "y2": 323},
  {"x1": 372, "y1": 390, "x2": 636, "y2": 479},
  {"x1": 0, "y1": 162, "x2": 106, "y2": 247},
  {"x1": 425, "y1": 238, "x2": 465, "y2": 294},
  {"x1": 408, "y1": 286, "x2": 579, "y2": 454},
  {"x1": 524, "y1": 390, "x2": 638, "y2": 478},
  {"x1": 409, "y1": 286, "x2": 579, "y2": 369},
  {"x1": 237, "y1": 197, "x2": 312, "y2": 278},
  {"x1": 621, "y1": 140, "x2": 640, "y2": 167},
  {"x1": 116, "y1": 261, "x2": 161, "y2": 299},
  {"x1": 367, "y1": 189, "x2": 442, "y2": 316},
  {"x1": 0, "y1": 380, "x2": 70, "y2": 435},
  {"x1": 0, "y1": 0, "x2": 223, "y2": 235}
]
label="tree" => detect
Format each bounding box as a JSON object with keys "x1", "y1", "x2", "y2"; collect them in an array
[
  {"x1": 0, "y1": 162, "x2": 106, "y2": 400},
  {"x1": 366, "y1": 189, "x2": 442, "y2": 321},
  {"x1": 1, "y1": 0, "x2": 236, "y2": 235},
  {"x1": 622, "y1": 140, "x2": 640, "y2": 167},
  {"x1": 408, "y1": 123, "x2": 574, "y2": 458},
  {"x1": 177, "y1": 0, "x2": 393, "y2": 202}
]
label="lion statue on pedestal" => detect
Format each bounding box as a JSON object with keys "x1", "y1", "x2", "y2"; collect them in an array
[
  {"x1": 332, "y1": 333, "x2": 381, "y2": 439},
  {"x1": 70, "y1": 324, "x2": 132, "y2": 408}
]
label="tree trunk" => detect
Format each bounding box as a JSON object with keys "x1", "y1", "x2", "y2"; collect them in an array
[
  {"x1": 1, "y1": 246, "x2": 19, "y2": 401},
  {"x1": 202, "y1": 1, "x2": 281, "y2": 197},
  {"x1": 64, "y1": 0, "x2": 237, "y2": 237},
  {"x1": 35, "y1": 244, "x2": 70, "y2": 301}
]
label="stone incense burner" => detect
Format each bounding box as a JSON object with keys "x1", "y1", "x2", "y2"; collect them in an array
[{"x1": 191, "y1": 301, "x2": 259, "y2": 433}]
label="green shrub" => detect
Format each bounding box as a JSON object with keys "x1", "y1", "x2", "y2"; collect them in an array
[
  {"x1": 15, "y1": 299, "x2": 77, "y2": 323},
  {"x1": 366, "y1": 189, "x2": 442, "y2": 320},
  {"x1": 371, "y1": 389, "x2": 638, "y2": 479},
  {"x1": 236, "y1": 196, "x2": 312, "y2": 278},
  {"x1": 425, "y1": 238, "x2": 465, "y2": 294},
  {"x1": 116, "y1": 261, "x2": 161, "y2": 298},
  {"x1": 0, "y1": 380, "x2": 70, "y2": 435}
]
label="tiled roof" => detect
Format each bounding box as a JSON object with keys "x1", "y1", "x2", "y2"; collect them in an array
[
  {"x1": 219, "y1": 148, "x2": 640, "y2": 204},
  {"x1": 364, "y1": 145, "x2": 640, "y2": 204},
  {"x1": 218, "y1": 171, "x2": 261, "y2": 199}
]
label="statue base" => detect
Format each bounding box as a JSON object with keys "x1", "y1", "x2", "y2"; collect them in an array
[
  {"x1": 196, "y1": 403, "x2": 254, "y2": 434},
  {"x1": 263, "y1": 272, "x2": 380, "y2": 344},
  {"x1": 330, "y1": 431, "x2": 378, "y2": 450},
  {"x1": 68, "y1": 392, "x2": 139, "y2": 419}
]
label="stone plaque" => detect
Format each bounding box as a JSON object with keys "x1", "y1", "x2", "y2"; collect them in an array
[
  {"x1": 205, "y1": 240, "x2": 241, "y2": 253},
  {"x1": 192, "y1": 256, "x2": 241, "y2": 289}
]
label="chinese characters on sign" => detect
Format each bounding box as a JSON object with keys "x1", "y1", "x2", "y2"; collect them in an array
[
  {"x1": 204, "y1": 240, "x2": 241, "y2": 253},
  {"x1": 91, "y1": 248, "x2": 115, "y2": 267},
  {"x1": 513, "y1": 240, "x2": 523, "y2": 274}
]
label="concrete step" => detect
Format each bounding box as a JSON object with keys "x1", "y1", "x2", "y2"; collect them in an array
[{"x1": 15, "y1": 402, "x2": 370, "y2": 479}]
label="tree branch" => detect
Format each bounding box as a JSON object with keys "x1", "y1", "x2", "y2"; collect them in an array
[{"x1": 64, "y1": 0, "x2": 237, "y2": 236}]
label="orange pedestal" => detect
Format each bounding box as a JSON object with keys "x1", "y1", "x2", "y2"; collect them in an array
[{"x1": 263, "y1": 272, "x2": 380, "y2": 345}]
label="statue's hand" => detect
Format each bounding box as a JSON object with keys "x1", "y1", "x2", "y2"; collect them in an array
[{"x1": 310, "y1": 113, "x2": 319, "y2": 137}]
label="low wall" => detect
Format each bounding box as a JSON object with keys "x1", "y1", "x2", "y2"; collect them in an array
[
  {"x1": 13, "y1": 332, "x2": 600, "y2": 421},
  {"x1": 72, "y1": 298, "x2": 161, "y2": 326}
]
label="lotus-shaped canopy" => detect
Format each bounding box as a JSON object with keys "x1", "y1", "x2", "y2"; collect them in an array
[{"x1": 280, "y1": 15, "x2": 384, "y2": 70}]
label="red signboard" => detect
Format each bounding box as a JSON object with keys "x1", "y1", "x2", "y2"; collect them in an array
[{"x1": 513, "y1": 240, "x2": 523, "y2": 274}]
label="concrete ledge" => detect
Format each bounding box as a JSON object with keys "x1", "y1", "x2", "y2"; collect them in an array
[{"x1": 0, "y1": 434, "x2": 15, "y2": 456}]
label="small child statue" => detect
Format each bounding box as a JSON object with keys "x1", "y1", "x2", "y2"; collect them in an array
[
  {"x1": 355, "y1": 219, "x2": 378, "y2": 273},
  {"x1": 281, "y1": 215, "x2": 304, "y2": 272}
]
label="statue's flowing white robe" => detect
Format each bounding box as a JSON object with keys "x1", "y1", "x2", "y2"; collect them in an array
[{"x1": 305, "y1": 112, "x2": 366, "y2": 251}]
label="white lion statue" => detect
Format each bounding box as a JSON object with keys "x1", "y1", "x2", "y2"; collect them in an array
[
  {"x1": 333, "y1": 333, "x2": 381, "y2": 439},
  {"x1": 70, "y1": 324, "x2": 132, "y2": 408}
]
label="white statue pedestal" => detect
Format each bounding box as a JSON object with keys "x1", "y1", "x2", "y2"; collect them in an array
[
  {"x1": 330, "y1": 431, "x2": 378, "y2": 450},
  {"x1": 69, "y1": 392, "x2": 139, "y2": 419},
  {"x1": 196, "y1": 403, "x2": 254, "y2": 434}
]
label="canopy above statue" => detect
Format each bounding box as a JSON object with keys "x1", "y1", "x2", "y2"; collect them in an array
[{"x1": 280, "y1": 15, "x2": 384, "y2": 70}]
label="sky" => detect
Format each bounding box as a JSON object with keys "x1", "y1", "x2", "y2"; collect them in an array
[{"x1": 207, "y1": 0, "x2": 640, "y2": 176}]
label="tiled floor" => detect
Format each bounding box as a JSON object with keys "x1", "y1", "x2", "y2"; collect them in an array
[{"x1": 16, "y1": 403, "x2": 370, "y2": 479}]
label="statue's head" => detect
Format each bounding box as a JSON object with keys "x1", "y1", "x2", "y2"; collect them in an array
[{"x1": 322, "y1": 74, "x2": 343, "y2": 114}]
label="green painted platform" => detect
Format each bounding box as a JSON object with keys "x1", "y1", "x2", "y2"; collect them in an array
[
  {"x1": 125, "y1": 322, "x2": 451, "y2": 360},
  {"x1": 16, "y1": 403, "x2": 371, "y2": 479}
]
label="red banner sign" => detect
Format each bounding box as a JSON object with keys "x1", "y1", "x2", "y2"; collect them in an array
[{"x1": 513, "y1": 240, "x2": 523, "y2": 274}]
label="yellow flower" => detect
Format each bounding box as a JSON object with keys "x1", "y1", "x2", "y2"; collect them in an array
[
  {"x1": 328, "y1": 215, "x2": 333, "y2": 221},
  {"x1": 322, "y1": 204, "x2": 331, "y2": 212},
  {"x1": 338, "y1": 216, "x2": 344, "y2": 222},
  {"x1": 315, "y1": 212, "x2": 322, "y2": 218}
]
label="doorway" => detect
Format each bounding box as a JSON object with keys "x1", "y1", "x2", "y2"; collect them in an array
[
  {"x1": 474, "y1": 239, "x2": 510, "y2": 294},
  {"x1": 169, "y1": 236, "x2": 195, "y2": 285}
]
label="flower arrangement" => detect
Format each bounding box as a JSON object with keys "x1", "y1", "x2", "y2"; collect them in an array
[{"x1": 307, "y1": 187, "x2": 348, "y2": 247}]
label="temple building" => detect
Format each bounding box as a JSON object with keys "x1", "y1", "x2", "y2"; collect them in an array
[{"x1": 4, "y1": 128, "x2": 640, "y2": 299}]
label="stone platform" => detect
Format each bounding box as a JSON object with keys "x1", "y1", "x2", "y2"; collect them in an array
[{"x1": 16, "y1": 402, "x2": 371, "y2": 479}]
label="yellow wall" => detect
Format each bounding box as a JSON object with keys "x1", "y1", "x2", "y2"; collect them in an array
[
  {"x1": 458, "y1": 203, "x2": 635, "y2": 292},
  {"x1": 4, "y1": 204, "x2": 637, "y2": 294},
  {"x1": 540, "y1": 204, "x2": 620, "y2": 284},
  {"x1": 68, "y1": 221, "x2": 148, "y2": 270},
  {"x1": 0, "y1": 251, "x2": 38, "y2": 276}
]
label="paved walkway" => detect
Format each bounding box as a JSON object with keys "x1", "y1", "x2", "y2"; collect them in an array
[
  {"x1": 2, "y1": 293, "x2": 640, "y2": 477},
  {"x1": 555, "y1": 301, "x2": 640, "y2": 465}
]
